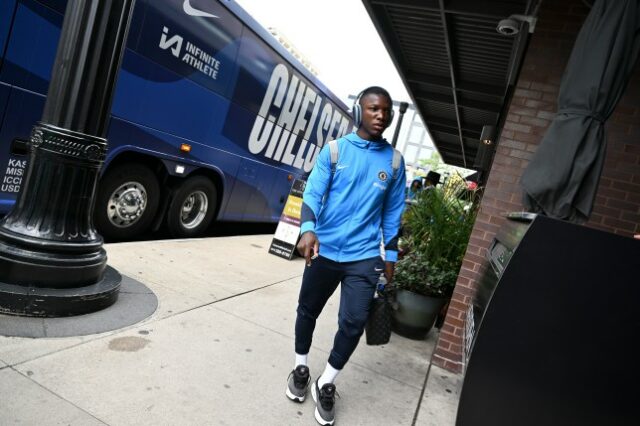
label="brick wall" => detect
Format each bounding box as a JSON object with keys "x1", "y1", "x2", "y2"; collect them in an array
[{"x1": 433, "y1": 0, "x2": 640, "y2": 374}]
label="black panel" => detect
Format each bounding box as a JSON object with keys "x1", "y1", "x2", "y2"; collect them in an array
[{"x1": 458, "y1": 215, "x2": 640, "y2": 426}]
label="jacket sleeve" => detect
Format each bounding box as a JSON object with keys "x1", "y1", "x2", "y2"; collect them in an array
[
  {"x1": 300, "y1": 144, "x2": 332, "y2": 235},
  {"x1": 382, "y1": 155, "x2": 407, "y2": 262}
]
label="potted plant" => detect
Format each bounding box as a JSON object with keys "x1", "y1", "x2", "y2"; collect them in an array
[{"x1": 392, "y1": 177, "x2": 480, "y2": 339}]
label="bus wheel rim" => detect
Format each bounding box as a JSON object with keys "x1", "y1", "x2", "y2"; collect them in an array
[
  {"x1": 106, "y1": 181, "x2": 147, "y2": 228},
  {"x1": 180, "y1": 190, "x2": 208, "y2": 230}
]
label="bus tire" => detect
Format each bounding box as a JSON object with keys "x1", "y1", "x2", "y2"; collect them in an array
[
  {"x1": 95, "y1": 164, "x2": 160, "y2": 241},
  {"x1": 166, "y1": 175, "x2": 217, "y2": 238}
]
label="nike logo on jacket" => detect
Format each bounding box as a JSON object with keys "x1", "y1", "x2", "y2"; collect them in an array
[{"x1": 300, "y1": 132, "x2": 406, "y2": 262}]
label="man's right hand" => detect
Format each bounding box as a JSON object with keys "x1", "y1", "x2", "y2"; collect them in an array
[{"x1": 297, "y1": 231, "x2": 319, "y2": 266}]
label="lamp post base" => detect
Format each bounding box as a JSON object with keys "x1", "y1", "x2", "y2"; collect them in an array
[{"x1": 0, "y1": 266, "x2": 121, "y2": 317}]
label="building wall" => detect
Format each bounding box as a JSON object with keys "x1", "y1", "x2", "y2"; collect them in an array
[{"x1": 433, "y1": 0, "x2": 640, "y2": 373}]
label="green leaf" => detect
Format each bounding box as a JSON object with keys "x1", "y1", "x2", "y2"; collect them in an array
[{"x1": 395, "y1": 183, "x2": 481, "y2": 298}]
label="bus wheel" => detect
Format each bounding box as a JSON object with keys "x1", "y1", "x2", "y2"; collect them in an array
[
  {"x1": 167, "y1": 175, "x2": 217, "y2": 238},
  {"x1": 95, "y1": 164, "x2": 160, "y2": 241}
]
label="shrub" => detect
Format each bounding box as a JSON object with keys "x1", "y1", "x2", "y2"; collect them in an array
[{"x1": 395, "y1": 179, "x2": 480, "y2": 298}]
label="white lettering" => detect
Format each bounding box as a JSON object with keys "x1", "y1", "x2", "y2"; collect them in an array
[
  {"x1": 3, "y1": 176, "x2": 21, "y2": 184},
  {"x1": 293, "y1": 139, "x2": 308, "y2": 169},
  {"x1": 1, "y1": 185, "x2": 19, "y2": 192},
  {"x1": 303, "y1": 145, "x2": 319, "y2": 173},
  {"x1": 316, "y1": 103, "x2": 333, "y2": 148},
  {"x1": 327, "y1": 110, "x2": 343, "y2": 141},
  {"x1": 277, "y1": 76, "x2": 304, "y2": 128},
  {"x1": 248, "y1": 65, "x2": 350, "y2": 172},
  {"x1": 276, "y1": 77, "x2": 305, "y2": 163},
  {"x1": 248, "y1": 116, "x2": 276, "y2": 155},
  {"x1": 5, "y1": 167, "x2": 23, "y2": 176},
  {"x1": 249, "y1": 64, "x2": 288, "y2": 154},
  {"x1": 8, "y1": 159, "x2": 26, "y2": 168},
  {"x1": 304, "y1": 91, "x2": 322, "y2": 142},
  {"x1": 161, "y1": 28, "x2": 221, "y2": 80},
  {"x1": 2, "y1": 158, "x2": 27, "y2": 193},
  {"x1": 291, "y1": 87, "x2": 318, "y2": 170},
  {"x1": 259, "y1": 64, "x2": 288, "y2": 119},
  {"x1": 337, "y1": 116, "x2": 350, "y2": 139},
  {"x1": 275, "y1": 130, "x2": 294, "y2": 164},
  {"x1": 159, "y1": 27, "x2": 182, "y2": 58},
  {"x1": 293, "y1": 86, "x2": 315, "y2": 143}
]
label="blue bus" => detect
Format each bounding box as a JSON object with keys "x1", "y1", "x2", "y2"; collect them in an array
[{"x1": 0, "y1": 0, "x2": 352, "y2": 240}]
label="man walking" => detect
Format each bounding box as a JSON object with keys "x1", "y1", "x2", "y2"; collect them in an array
[{"x1": 286, "y1": 86, "x2": 406, "y2": 425}]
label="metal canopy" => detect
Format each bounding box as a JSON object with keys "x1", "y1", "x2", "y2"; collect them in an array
[{"x1": 363, "y1": 0, "x2": 535, "y2": 168}]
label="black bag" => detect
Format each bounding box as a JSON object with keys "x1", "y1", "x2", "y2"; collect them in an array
[{"x1": 365, "y1": 289, "x2": 392, "y2": 345}]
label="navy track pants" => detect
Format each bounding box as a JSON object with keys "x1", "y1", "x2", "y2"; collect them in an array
[{"x1": 294, "y1": 255, "x2": 383, "y2": 370}]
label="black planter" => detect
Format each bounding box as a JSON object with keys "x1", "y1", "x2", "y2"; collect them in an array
[{"x1": 392, "y1": 289, "x2": 446, "y2": 340}]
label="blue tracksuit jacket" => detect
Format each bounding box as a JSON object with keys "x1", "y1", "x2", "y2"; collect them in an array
[{"x1": 300, "y1": 132, "x2": 406, "y2": 262}]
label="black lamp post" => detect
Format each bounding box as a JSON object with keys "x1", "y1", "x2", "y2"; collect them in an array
[
  {"x1": 473, "y1": 125, "x2": 496, "y2": 185},
  {"x1": 0, "y1": 1, "x2": 136, "y2": 317},
  {"x1": 391, "y1": 102, "x2": 409, "y2": 148}
]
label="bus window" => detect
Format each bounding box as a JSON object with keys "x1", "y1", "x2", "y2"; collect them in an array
[
  {"x1": 0, "y1": 0, "x2": 62, "y2": 94},
  {"x1": 0, "y1": 1, "x2": 17, "y2": 66},
  {"x1": 135, "y1": 0, "x2": 242, "y2": 100}
]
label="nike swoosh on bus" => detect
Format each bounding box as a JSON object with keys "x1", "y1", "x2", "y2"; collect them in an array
[{"x1": 183, "y1": 0, "x2": 219, "y2": 18}]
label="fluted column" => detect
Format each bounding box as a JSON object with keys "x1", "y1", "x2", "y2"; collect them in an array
[{"x1": 0, "y1": 0, "x2": 136, "y2": 316}]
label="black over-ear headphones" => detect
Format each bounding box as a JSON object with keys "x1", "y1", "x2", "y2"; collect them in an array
[{"x1": 352, "y1": 88, "x2": 395, "y2": 128}]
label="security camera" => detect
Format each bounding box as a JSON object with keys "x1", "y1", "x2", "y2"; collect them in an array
[
  {"x1": 496, "y1": 14, "x2": 537, "y2": 36},
  {"x1": 497, "y1": 18, "x2": 520, "y2": 35}
]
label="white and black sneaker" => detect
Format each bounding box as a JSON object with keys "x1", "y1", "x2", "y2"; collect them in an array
[
  {"x1": 311, "y1": 378, "x2": 337, "y2": 425},
  {"x1": 286, "y1": 365, "x2": 311, "y2": 402}
]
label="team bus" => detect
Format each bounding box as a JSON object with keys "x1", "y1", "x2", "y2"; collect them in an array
[{"x1": 0, "y1": 0, "x2": 352, "y2": 240}]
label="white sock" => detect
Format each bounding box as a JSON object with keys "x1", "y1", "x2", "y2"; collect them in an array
[
  {"x1": 318, "y1": 363, "x2": 340, "y2": 387},
  {"x1": 295, "y1": 353, "x2": 308, "y2": 369}
]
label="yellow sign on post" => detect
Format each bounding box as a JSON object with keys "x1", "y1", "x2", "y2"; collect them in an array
[
  {"x1": 269, "y1": 179, "x2": 306, "y2": 260},
  {"x1": 283, "y1": 196, "x2": 302, "y2": 219}
]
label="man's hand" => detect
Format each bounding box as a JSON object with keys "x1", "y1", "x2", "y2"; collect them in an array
[
  {"x1": 297, "y1": 231, "x2": 319, "y2": 266},
  {"x1": 384, "y1": 261, "x2": 395, "y2": 284}
]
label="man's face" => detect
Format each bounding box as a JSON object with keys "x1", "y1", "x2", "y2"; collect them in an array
[{"x1": 357, "y1": 93, "x2": 392, "y2": 140}]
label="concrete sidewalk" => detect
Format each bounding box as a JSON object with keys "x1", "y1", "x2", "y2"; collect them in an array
[{"x1": 0, "y1": 235, "x2": 461, "y2": 425}]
